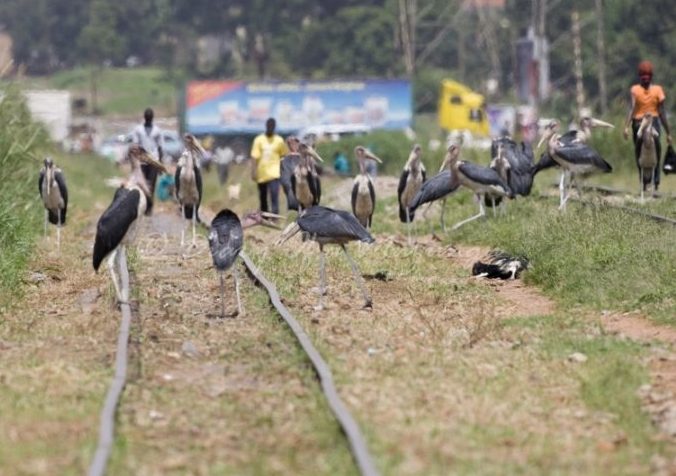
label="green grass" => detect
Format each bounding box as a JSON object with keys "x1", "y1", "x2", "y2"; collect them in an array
[{"x1": 0, "y1": 86, "x2": 50, "y2": 307}]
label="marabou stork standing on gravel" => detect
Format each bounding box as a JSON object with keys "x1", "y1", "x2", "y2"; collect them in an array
[
  {"x1": 537, "y1": 120, "x2": 612, "y2": 210},
  {"x1": 278, "y1": 205, "x2": 375, "y2": 310},
  {"x1": 636, "y1": 113, "x2": 659, "y2": 200},
  {"x1": 175, "y1": 134, "x2": 205, "y2": 246},
  {"x1": 408, "y1": 145, "x2": 461, "y2": 233},
  {"x1": 291, "y1": 141, "x2": 323, "y2": 210},
  {"x1": 93, "y1": 145, "x2": 167, "y2": 302},
  {"x1": 209, "y1": 209, "x2": 281, "y2": 317},
  {"x1": 397, "y1": 144, "x2": 426, "y2": 244},
  {"x1": 280, "y1": 136, "x2": 301, "y2": 211},
  {"x1": 450, "y1": 143, "x2": 514, "y2": 230},
  {"x1": 39, "y1": 157, "x2": 68, "y2": 251},
  {"x1": 351, "y1": 146, "x2": 382, "y2": 229}
]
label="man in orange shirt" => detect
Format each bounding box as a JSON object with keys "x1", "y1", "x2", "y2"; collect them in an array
[{"x1": 623, "y1": 60, "x2": 672, "y2": 191}]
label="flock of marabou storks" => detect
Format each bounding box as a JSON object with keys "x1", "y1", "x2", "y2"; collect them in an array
[{"x1": 39, "y1": 112, "x2": 639, "y2": 313}]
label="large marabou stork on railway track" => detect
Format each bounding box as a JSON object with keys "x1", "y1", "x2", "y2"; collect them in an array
[
  {"x1": 291, "y1": 141, "x2": 323, "y2": 211},
  {"x1": 93, "y1": 145, "x2": 167, "y2": 303},
  {"x1": 175, "y1": 134, "x2": 205, "y2": 247}
]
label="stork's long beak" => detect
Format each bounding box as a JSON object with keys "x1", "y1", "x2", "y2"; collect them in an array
[
  {"x1": 364, "y1": 150, "x2": 383, "y2": 163},
  {"x1": 276, "y1": 222, "x2": 301, "y2": 245},
  {"x1": 305, "y1": 145, "x2": 324, "y2": 163},
  {"x1": 536, "y1": 132, "x2": 549, "y2": 150},
  {"x1": 138, "y1": 151, "x2": 168, "y2": 173},
  {"x1": 590, "y1": 118, "x2": 614, "y2": 129},
  {"x1": 192, "y1": 140, "x2": 208, "y2": 157},
  {"x1": 260, "y1": 212, "x2": 284, "y2": 229}
]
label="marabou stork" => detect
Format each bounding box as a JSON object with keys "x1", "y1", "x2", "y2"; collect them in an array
[
  {"x1": 533, "y1": 114, "x2": 614, "y2": 179},
  {"x1": 93, "y1": 145, "x2": 167, "y2": 302},
  {"x1": 209, "y1": 209, "x2": 282, "y2": 317},
  {"x1": 537, "y1": 120, "x2": 612, "y2": 210},
  {"x1": 397, "y1": 144, "x2": 427, "y2": 244},
  {"x1": 291, "y1": 141, "x2": 323, "y2": 210},
  {"x1": 351, "y1": 146, "x2": 382, "y2": 229},
  {"x1": 491, "y1": 136, "x2": 536, "y2": 196},
  {"x1": 485, "y1": 142, "x2": 511, "y2": 215},
  {"x1": 449, "y1": 143, "x2": 514, "y2": 230},
  {"x1": 408, "y1": 145, "x2": 461, "y2": 233},
  {"x1": 175, "y1": 134, "x2": 205, "y2": 246},
  {"x1": 280, "y1": 136, "x2": 301, "y2": 211},
  {"x1": 38, "y1": 157, "x2": 68, "y2": 251},
  {"x1": 278, "y1": 205, "x2": 375, "y2": 310},
  {"x1": 636, "y1": 113, "x2": 659, "y2": 199}
]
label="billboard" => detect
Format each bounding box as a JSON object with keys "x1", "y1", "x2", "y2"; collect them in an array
[{"x1": 185, "y1": 79, "x2": 412, "y2": 135}]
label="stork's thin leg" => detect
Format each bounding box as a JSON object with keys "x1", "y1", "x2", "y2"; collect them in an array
[
  {"x1": 44, "y1": 210, "x2": 48, "y2": 237},
  {"x1": 559, "y1": 171, "x2": 566, "y2": 207},
  {"x1": 191, "y1": 205, "x2": 197, "y2": 247},
  {"x1": 451, "y1": 197, "x2": 486, "y2": 230},
  {"x1": 219, "y1": 271, "x2": 226, "y2": 318},
  {"x1": 500, "y1": 199, "x2": 507, "y2": 216},
  {"x1": 640, "y1": 169, "x2": 645, "y2": 201},
  {"x1": 422, "y1": 202, "x2": 435, "y2": 235},
  {"x1": 491, "y1": 197, "x2": 496, "y2": 217},
  {"x1": 56, "y1": 210, "x2": 61, "y2": 253},
  {"x1": 315, "y1": 244, "x2": 326, "y2": 311},
  {"x1": 406, "y1": 208, "x2": 412, "y2": 246},
  {"x1": 440, "y1": 199, "x2": 447, "y2": 232},
  {"x1": 572, "y1": 176, "x2": 583, "y2": 201},
  {"x1": 107, "y1": 249, "x2": 123, "y2": 303},
  {"x1": 180, "y1": 206, "x2": 185, "y2": 247},
  {"x1": 341, "y1": 244, "x2": 372, "y2": 308},
  {"x1": 233, "y1": 263, "x2": 244, "y2": 316}
]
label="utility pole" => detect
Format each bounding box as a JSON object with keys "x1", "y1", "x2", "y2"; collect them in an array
[
  {"x1": 398, "y1": 0, "x2": 417, "y2": 76},
  {"x1": 572, "y1": 10, "x2": 585, "y2": 115},
  {"x1": 595, "y1": 0, "x2": 608, "y2": 115}
]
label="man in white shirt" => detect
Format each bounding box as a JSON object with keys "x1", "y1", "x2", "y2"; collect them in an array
[{"x1": 130, "y1": 108, "x2": 164, "y2": 215}]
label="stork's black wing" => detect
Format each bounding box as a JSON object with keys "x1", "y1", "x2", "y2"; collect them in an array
[
  {"x1": 397, "y1": 169, "x2": 409, "y2": 222},
  {"x1": 309, "y1": 174, "x2": 321, "y2": 206},
  {"x1": 208, "y1": 209, "x2": 243, "y2": 272},
  {"x1": 93, "y1": 188, "x2": 140, "y2": 271},
  {"x1": 54, "y1": 170, "x2": 68, "y2": 224},
  {"x1": 174, "y1": 166, "x2": 182, "y2": 199},
  {"x1": 556, "y1": 143, "x2": 612, "y2": 173},
  {"x1": 281, "y1": 155, "x2": 300, "y2": 210},
  {"x1": 502, "y1": 143, "x2": 534, "y2": 196},
  {"x1": 194, "y1": 165, "x2": 203, "y2": 221},
  {"x1": 351, "y1": 182, "x2": 358, "y2": 216},
  {"x1": 533, "y1": 151, "x2": 558, "y2": 175},
  {"x1": 458, "y1": 162, "x2": 509, "y2": 187},
  {"x1": 408, "y1": 170, "x2": 458, "y2": 213},
  {"x1": 298, "y1": 206, "x2": 374, "y2": 243},
  {"x1": 367, "y1": 178, "x2": 376, "y2": 227}
]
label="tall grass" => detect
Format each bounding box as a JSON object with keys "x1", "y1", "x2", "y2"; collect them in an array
[{"x1": 0, "y1": 86, "x2": 49, "y2": 305}]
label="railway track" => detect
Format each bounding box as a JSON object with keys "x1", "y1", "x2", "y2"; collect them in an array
[{"x1": 88, "y1": 216, "x2": 378, "y2": 476}]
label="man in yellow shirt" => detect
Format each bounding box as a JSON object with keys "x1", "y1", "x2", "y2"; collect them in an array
[
  {"x1": 250, "y1": 117, "x2": 288, "y2": 213},
  {"x1": 623, "y1": 61, "x2": 672, "y2": 191}
]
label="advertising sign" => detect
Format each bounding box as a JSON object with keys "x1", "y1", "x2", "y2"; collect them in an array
[{"x1": 185, "y1": 79, "x2": 412, "y2": 135}]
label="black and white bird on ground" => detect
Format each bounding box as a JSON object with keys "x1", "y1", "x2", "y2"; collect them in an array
[
  {"x1": 408, "y1": 145, "x2": 461, "y2": 234},
  {"x1": 38, "y1": 157, "x2": 68, "y2": 251},
  {"x1": 93, "y1": 145, "x2": 167, "y2": 303},
  {"x1": 351, "y1": 146, "x2": 382, "y2": 229},
  {"x1": 397, "y1": 144, "x2": 426, "y2": 244},
  {"x1": 448, "y1": 143, "x2": 514, "y2": 230},
  {"x1": 472, "y1": 250, "x2": 529, "y2": 280},
  {"x1": 280, "y1": 135, "x2": 301, "y2": 211},
  {"x1": 537, "y1": 120, "x2": 612, "y2": 210},
  {"x1": 209, "y1": 209, "x2": 281, "y2": 317},
  {"x1": 291, "y1": 141, "x2": 323, "y2": 210},
  {"x1": 635, "y1": 113, "x2": 659, "y2": 200},
  {"x1": 277, "y1": 205, "x2": 375, "y2": 310},
  {"x1": 175, "y1": 134, "x2": 205, "y2": 247}
]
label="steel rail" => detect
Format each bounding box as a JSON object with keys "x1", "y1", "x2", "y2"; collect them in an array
[
  {"x1": 240, "y1": 251, "x2": 380, "y2": 476},
  {"x1": 88, "y1": 254, "x2": 132, "y2": 476}
]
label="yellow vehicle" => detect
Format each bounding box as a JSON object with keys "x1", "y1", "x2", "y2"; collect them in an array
[{"x1": 438, "y1": 79, "x2": 490, "y2": 137}]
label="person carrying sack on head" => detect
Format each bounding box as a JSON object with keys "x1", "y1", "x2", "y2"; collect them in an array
[{"x1": 623, "y1": 61, "x2": 672, "y2": 193}]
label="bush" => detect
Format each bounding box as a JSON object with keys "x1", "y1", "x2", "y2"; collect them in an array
[{"x1": 0, "y1": 86, "x2": 49, "y2": 304}]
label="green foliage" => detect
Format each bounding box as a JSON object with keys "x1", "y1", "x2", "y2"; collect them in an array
[{"x1": 0, "y1": 87, "x2": 49, "y2": 304}]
